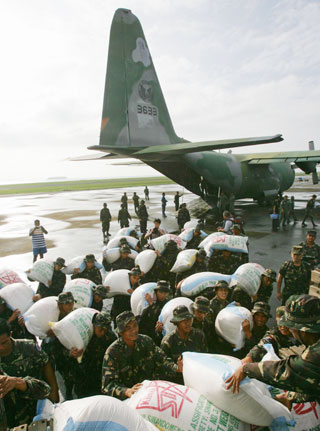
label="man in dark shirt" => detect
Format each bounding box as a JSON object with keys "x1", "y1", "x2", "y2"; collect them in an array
[
  {"x1": 103, "y1": 245, "x2": 135, "y2": 272},
  {"x1": 302, "y1": 194, "x2": 317, "y2": 227},
  {"x1": 91, "y1": 285, "x2": 109, "y2": 312},
  {"x1": 299, "y1": 230, "x2": 320, "y2": 269},
  {"x1": 138, "y1": 200, "x2": 148, "y2": 234},
  {"x1": 100, "y1": 203, "x2": 112, "y2": 240},
  {"x1": 72, "y1": 254, "x2": 102, "y2": 285},
  {"x1": 35, "y1": 257, "x2": 67, "y2": 300}
]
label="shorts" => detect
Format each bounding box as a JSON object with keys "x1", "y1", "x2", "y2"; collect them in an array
[{"x1": 33, "y1": 246, "x2": 47, "y2": 256}]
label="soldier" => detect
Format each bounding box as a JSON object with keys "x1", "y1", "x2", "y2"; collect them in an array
[
  {"x1": 207, "y1": 281, "x2": 230, "y2": 352},
  {"x1": 218, "y1": 191, "x2": 229, "y2": 216},
  {"x1": 287, "y1": 196, "x2": 297, "y2": 224},
  {"x1": 226, "y1": 295, "x2": 320, "y2": 408},
  {"x1": 103, "y1": 244, "x2": 135, "y2": 271},
  {"x1": 91, "y1": 285, "x2": 109, "y2": 311},
  {"x1": 139, "y1": 280, "x2": 170, "y2": 345},
  {"x1": 191, "y1": 297, "x2": 211, "y2": 346},
  {"x1": 0, "y1": 319, "x2": 57, "y2": 427},
  {"x1": 161, "y1": 192, "x2": 168, "y2": 217},
  {"x1": 241, "y1": 302, "x2": 271, "y2": 355},
  {"x1": 185, "y1": 224, "x2": 203, "y2": 249},
  {"x1": 208, "y1": 250, "x2": 240, "y2": 275},
  {"x1": 144, "y1": 218, "x2": 166, "y2": 240},
  {"x1": 277, "y1": 246, "x2": 311, "y2": 305},
  {"x1": 118, "y1": 203, "x2": 132, "y2": 228},
  {"x1": 271, "y1": 196, "x2": 281, "y2": 232},
  {"x1": 175, "y1": 248, "x2": 207, "y2": 288},
  {"x1": 137, "y1": 199, "x2": 148, "y2": 234},
  {"x1": 279, "y1": 195, "x2": 289, "y2": 228},
  {"x1": 121, "y1": 192, "x2": 128, "y2": 210},
  {"x1": 0, "y1": 297, "x2": 35, "y2": 341},
  {"x1": 161, "y1": 305, "x2": 207, "y2": 383},
  {"x1": 174, "y1": 191, "x2": 183, "y2": 211},
  {"x1": 302, "y1": 194, "x2": 317, "y2": 227},
  {"x1": 161, "y1": 240, "x2": 181, "y2": 290},
  {"x1": 299, "y1": 229, "x2": 320, "y2": 269},
  {"x1": 72, "y1": 312, "x2": 116, "y2": 398},
  {"x1": 71, "y1": 254, "x2": 102, "y2": 285},
  {"x1": 34, "y1": 257, "x2": 67, "y2": 300},
  {"x1": 144, "y1": 186, "x2": 149, "y2": 201},
  {"x1": 109, "y1": 266, "x2": 141, "y2": 325},
  {"x1": 255, "y1": 268, "x2": 276, "y2": 303},
  {"x1": 177, "y1": 203, "x2": 190, "y2": 231},
  {"x1": 231, "y1": 285, "x2": 253, "y2": 311},
  {"x1": 102, "y1": 311, "x2": 181, "y2": 399},
  {"x1": 241, "y1": 306, "x2": 295, "y2": 363},
  {"x1": 132, "y1": 192, "x2": 140, "y2": 214},
  {"x1": 100, "y1": 203, "x2": 112, "y2": 240}
]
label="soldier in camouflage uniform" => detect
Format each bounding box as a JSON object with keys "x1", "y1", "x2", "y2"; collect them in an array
[
  {"x1": 121, "y1": 192, "x2": 128, "y2": 210},
  {"x1": 137, "y1": 200, "x2": 148, "y2": 234},
  {"x1": 255, "y1": 268, "x2": 276, "y2": 303},
  {"x1": 242, "y1": 306, "x2": 295, "y2": 363},
  {"x1": 161, "y1": 240, "x2": 181, "y2": 290},
  {"x1": 175, "y1": 248, "x2": 207, "y2": 288},
  {"x1": 241, "y1": 302, "x2": 271, "y2": 356},
  {"x1": 139, "y1": 280, "x2": 170, "y2": 345},
  {"x1": 299, "y1": 229, "x2": 320, "y2": 269},
  {"x1": 71, "y1": 254, "x2": 102, "y2": 285},
  {"x1": 230, "y1": 285, "x2": 253, "y2": 310},
  {"x1": 302, "y1": 194, "x2": 317, "y2": 227},
  {"x1": 207, "y1": 281, "x2": 230, "y2": 352},
  {"x1": 191, "y1": 296, "x2": 211, "y2": 347},
  {"x1": 185, "y1": 225, "x2": 203, "y2": 249},
  {"x1": 226, "y1": 295, "x2": 320, "y2": 408},
  {"x1": 161, "y1": 305, "x2": 207, "y2": 383},
  {"x1": 277, "y1": 246, "x2": 311, "y2": 305},
  {"x1": 91, "y1": 284, "x2": 109, "y2": 311},
  {"x1": 35, "y1": 257, "x2": 67, "y2": 300},
  {"x1": 279, "y1": 195, "x2": 289, "y2": 228},
  {"x1": 0, "y1": 297, "x2": 35, "y2": 341},
  {"x1": 103, "y1": 244, "x2": 135, "y2": 271},
  {"x1": 102, "y1": 311, "x2": 181, "y2": 399},
  {"x1": 118, "y1": 203, "x2": 132, "y2": 228},
  {"x1": 208, "y1": 250, "x2": 241, "y2": 275},
  {"x1": 0, "y1": 319, "x2": 54, "y2": 427},
  {"x1": 177, "y1": 203, "x2": 190, "y2": 231},
  {"x1": 72, "y1": 312, "x2": 116, "y2": 398},
  {"x1": 100, "y1": 203, "x2": 112, "y2": 240}
]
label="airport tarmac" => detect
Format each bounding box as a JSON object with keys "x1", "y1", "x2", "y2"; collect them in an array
[{"x1": 0, "y1": 180, "x2": 319, "y2": 324}]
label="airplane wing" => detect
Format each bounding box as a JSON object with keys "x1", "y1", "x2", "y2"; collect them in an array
[
  {"x1": 240, "y1": 150, "x2": 320, "y2": 164},
  {"x1": 67, "y1": 153, "x2": 128, "y2": 161}
]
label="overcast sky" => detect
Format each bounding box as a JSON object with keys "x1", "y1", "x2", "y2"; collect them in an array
[{"x1": 1, "y1": 0, "x2": 320, "y2": 184}]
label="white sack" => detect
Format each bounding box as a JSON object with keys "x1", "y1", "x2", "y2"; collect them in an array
[
  {"x1": 63, "y1": 278, "x2": 94, "y2": 308},
  {"x1": 104, "y1": 269, "x2": 131, "y2": 297},
  {"x1": 130, "y1": 283, "x2": 157, "y2": 316},
  {"x1": 180, "y1": 271, "x2": 232, "y2": 297},
  {"x1": 183, "y1": 352, "x2": 293, "y2": 427},
  {"x1": 183, "y1": 220, "x2": 198, "y2": 229},
  {"x1": 231, "y1": 263, "x2": 265, "y2": 296},
  {"x1": 26, "y1": 260, "x2": 54, "y2": 286},
  {"x1": 215, "y1": 303, "x2": 253, "y2": 350},
  {"x1": 115, "y1": 227, "x2": 142, "y2": 237},
  {"x1": 24, "y1": 296, "x2": 59, "y2": 338},
  {"x1": 150, "y1": 234, "x2": 186, "y2": 254},
  {"x1": 170, "y1": 249, "x2": 198, "y2": 273},
  {"x1": 0, "y1": 268, "x2": 24, "y2": 288},
  {"x1": 35, "y1": 396, "x2": 156, "y2": 431},
  {"x1": 159, "y1": 297, "x2": 193, "y2": 336},
  {"x1": 179, "y1": 228, "x2": 208, "y2": 242},
  {"x1": 50, "y1": 307, "x2": 96, "y2": 362},
  {"x1": 61, "y1": 256, "x2": 83, "y2": 275},
  {"x1": 106, "y1": 235, "x2": 138, "y2": 250},
  {"x1": 135, "y1": 250, "x2": 157, "y2": 274},
  {"x1": 0, "y1": 283, "x2": 34, "y2": 314},
  {"x1": 125, "y1": 380, "x2": 250, "y2": 431},
  {"x1": 102, "y1": 247, "x2": 137, "y2": 264},
  {"x1": 201, "y1": 234, "x2": 248, "y2": 257}
]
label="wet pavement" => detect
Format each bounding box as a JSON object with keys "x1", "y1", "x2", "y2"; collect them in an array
[{"x1": 0, "y1": 179, "x2": 319, "y2": 324}]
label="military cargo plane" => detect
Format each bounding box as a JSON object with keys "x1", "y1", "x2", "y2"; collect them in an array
[{"x1": 85, "y1": 8, "x2": 320, "y2": 204}]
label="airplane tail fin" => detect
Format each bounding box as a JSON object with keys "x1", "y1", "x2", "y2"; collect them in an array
[{"x1": 99, "y1": 9, "x2": 185, "y2": 149}]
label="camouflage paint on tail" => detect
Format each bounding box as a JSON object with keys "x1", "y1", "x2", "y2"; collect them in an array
[{"x1": 100, "y1": 8, "x2": 186, "y2": 149}]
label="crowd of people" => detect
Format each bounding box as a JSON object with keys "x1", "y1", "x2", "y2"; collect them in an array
[{"x1": 1, "y1": 189, "x2": 320, "y2": 429}]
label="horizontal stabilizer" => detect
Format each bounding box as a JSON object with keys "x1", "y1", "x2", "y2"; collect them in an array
[
  {"x1": 243, "y1": 150, "x2": 320, "y2": 165},
  {"x1": 67, "y1": 153, "x2": 126, "y2": 162}
]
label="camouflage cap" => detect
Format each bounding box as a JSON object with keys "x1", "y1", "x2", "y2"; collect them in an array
[
  {"x1": 120, "y1": 245, "x2": 131, "y2": 253},
  {"x1": 280, "y1": 294, "x2": 320, "y2": 333},
  {"x1": 54, "y1": 257, "x2": 66, "y2": 268},
  {"x1": 196, "y1": 248, "x2": 207, "y2": 259},
  {"x1": 119, "y1": 238, "x2": 129, "y2": 245},
  {"x1": 276, "y1": 306, "x2": 286, "y2": 318},
  {"x1": 0, "y1": 297, "x2": 6, "y2": 306},
  {"x1": 192, "y1": 296, "x2": 210, "y2": 313},
  {"x1": 116, "y1": 310, "x2": 136, "y2": 333},
  {"x1": 214, "y1": 280, "x2": 230, "y2": 291},
  {"x1": 166, "y1": 239, "x2": 177, "y2": 249},
  {"x1": 252, "y1": 301, "x2": 272, "y2": 318},
  {"x1": 92, "y1": 312, "x2": 111, "y2": 329},
  {"x1": 307, "y1": 230, "x2": 317, "y2": 237},
  {"x1": 154, "y1": 280, "x2": 170, "y2": 292},
  {"x1": 57, "y1": 291, "x2": 76, "y2": 304},
  {"x1": 291, "y1": 246, "x2": 303, "y2": 255},
  {"x1": 129, "y1": 266, "x2": 141, "y2": 276},
  {"x1": 92, "y1": 284, "x2": 108, "y2": 299},
  {"x1": 84, "y1": 254, "x2": 96, "y2": 262},
  {"x1": 170, "y1": 305, "x2": 193, "y2": 323},
  {"x1": 262, "y1": 268, "x2": 277, "y2": 282}
]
